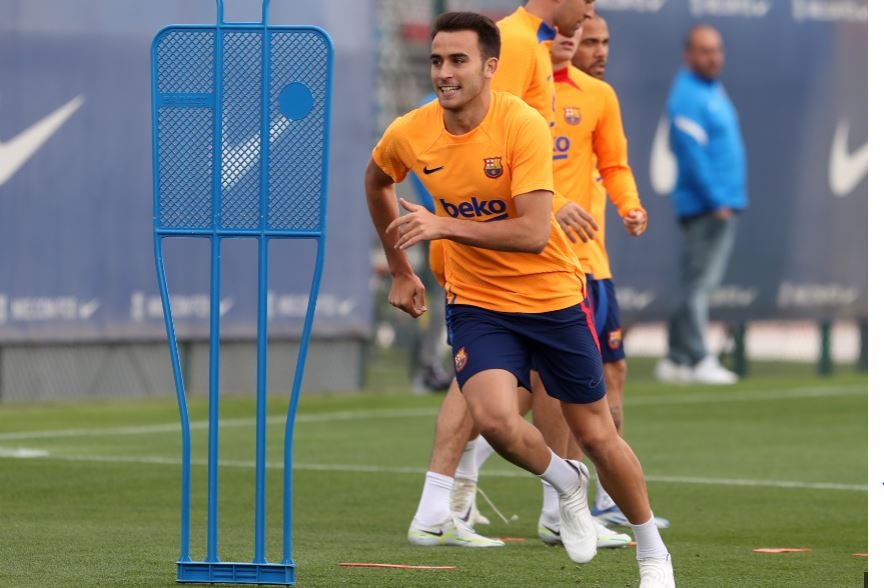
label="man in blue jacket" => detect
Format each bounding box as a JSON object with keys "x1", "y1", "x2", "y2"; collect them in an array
[{"x1": 656, "y1": 24, "x2": 746, "y2": 385}]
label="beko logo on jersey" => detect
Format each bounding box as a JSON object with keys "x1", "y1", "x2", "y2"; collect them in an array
[
  {"x1": 440, "y1": 197, "x2": 508, "y2": 221},
  {"x1": 553, "y1": 136, "x2": 571, "y2": 161}
]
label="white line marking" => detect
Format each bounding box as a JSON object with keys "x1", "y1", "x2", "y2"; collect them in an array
[
  {"x1": 0, "y1": 385, "x2": 863, "y2": 442},
  {"x1": 4, "y1": 452, "x2": 865, "y2": 492},
  {"x1": 0, "y1": 408, "x2": 439, "y2": 441},
  {"x1": 626, "y1": 385, "x2": 865, "y2": 406},
  {"x1": 0, "y1": 447, "x2": 49, "y2": 458}
]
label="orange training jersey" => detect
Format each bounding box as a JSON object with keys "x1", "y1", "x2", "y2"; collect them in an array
[
  {"x1": 553, "y1": 65, "x2": 643, "y2": 279},
  {"x1": 372, "y1": 91, "x2": 584, "y2": 313},
  {"x1": 493, "y1": 7, "x2": 557, "y2": 128}
]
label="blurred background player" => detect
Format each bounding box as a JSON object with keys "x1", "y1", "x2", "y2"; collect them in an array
[
  {"x1": 366, "y1": 13, "x2": 674, "y2": 584},
  {"x1": 655, "y1": 24, "x2": 746, "y2": 386}
]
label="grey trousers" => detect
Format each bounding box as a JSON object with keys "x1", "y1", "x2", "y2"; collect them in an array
[{"x1": 666, "y1": 214, "x2": 738, "y2": 366}]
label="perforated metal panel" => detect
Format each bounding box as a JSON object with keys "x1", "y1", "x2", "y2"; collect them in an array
[
  {"x1": 268, "y1": 31, "x2": 329, "y2": 231},
  {"x1": 152, "y1": 26, "x2": 332, "y2": 236}
]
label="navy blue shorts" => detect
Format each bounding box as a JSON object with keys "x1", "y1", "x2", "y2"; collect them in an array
[
  {"x1": 446, "y1": 303, "x2": 606, "y2": 404},
  {"x1": 588, "y1": 277, "x2": 626, "y2": 364}
]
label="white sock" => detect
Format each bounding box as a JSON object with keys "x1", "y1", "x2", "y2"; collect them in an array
[
  {"x1": 538, "y1": 450, "x2": 580, "y2": 496},
  {"x1": 473, "y1": 435, "x2": 494, "y2": 470},
  {"x1": 413, "y1": 472, "x2": 454, "y2": 528},
  {"x1": 455, "y1": 439, "x2": 479, "y2": 482},
  {"x1": 631, "y1": 516, "x2": 669, "y2": 560},
  {"x1": 594, "y1": 476, "x2": 617, "y2": 511},
  {"x1": 539, "y1": 480, "x2": 560, "y2": 525},
  {"x1": 474, "y1": 435, "x2": 495, "y2": 469}
]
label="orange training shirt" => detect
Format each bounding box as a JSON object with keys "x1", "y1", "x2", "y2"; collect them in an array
[
  {"x1": 372, "y1": 91, "x2": 584, "y2": 313},
  {"x1": 553, "y1": 65, "x2": 643, "y2": 279},
  {"x1": 493, "y1": 6, "x2": 557, "y2": 129}
]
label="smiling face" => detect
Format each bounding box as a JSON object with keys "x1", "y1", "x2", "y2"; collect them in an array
[
  {"x1": 572, "y1": 15, "x2": 609, "y2": 80},
  {"x1": 430, "y1": 30, "x2": 497, "y2": 113}
]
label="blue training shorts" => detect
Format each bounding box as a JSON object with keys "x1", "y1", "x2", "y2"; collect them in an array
[
  {"x1": 588, "y1": 277, "x2": 626, "y2": 364},
  {"x1": 446, "y1": 302, "x2": 606, "y2": 404}
]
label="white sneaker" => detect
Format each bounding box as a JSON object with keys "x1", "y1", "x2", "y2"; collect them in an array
[
  {"x1": 691, "y1": 356, "x2": 737, "y2": 385},
  {"x1": 407, "y1": 516, "x2": 504, "y2": 548},
  {"x1": 593, "y1": 517, "x2": 632, "y2": 548},
  {"x1": 654, "y1": 358, "x2": 692, "y2": 384},
  {"x1": 537, "y1": 518, "x2": 563, "y2": 545},
  {"x1": 638, "y1": 553, "x2": 675, "y2": 587},
  {"x1": 541, "y1": 517, "x2": 631, "y2": 549},
  {"x1": 557, "y1": 460, "x2": 597, "y2": 563}
]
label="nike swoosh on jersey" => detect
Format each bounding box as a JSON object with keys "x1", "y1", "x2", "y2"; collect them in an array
[
  {"x1": 649, "y1": 114, "x2": 677, "y2": 195},
  {"x1": 828, "y1": 118, "x2": 867, "y2": 197},
  {"x1": 0, "y1": 95, "x2": 85, "y2": 186},
  {"x1": 423, "y1": 165, "x2": 444, "y2": 175}
]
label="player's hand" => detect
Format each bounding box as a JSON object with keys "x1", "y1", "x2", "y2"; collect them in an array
[
  {"x1": 389, "y1": 272, "x2": 427, "y2": 318},
  {"x1": 386, "y1": 199, "x2": 446, "y2": 250},
  {"x1": 555, "y1": 202, "x2": 598, "y2": 243},
  {"x1": 623, "y1": 209, "x2": 647, "y2": 236}
]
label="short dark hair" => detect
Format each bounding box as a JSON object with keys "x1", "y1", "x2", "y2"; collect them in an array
[{"x1": 431, "y1": 12, "x2": 501, "y2": 60}]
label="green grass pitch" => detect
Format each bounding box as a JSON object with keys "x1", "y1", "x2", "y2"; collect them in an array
[{"x1": 0, "y1": 360, "x2": 866, "y2": 587}]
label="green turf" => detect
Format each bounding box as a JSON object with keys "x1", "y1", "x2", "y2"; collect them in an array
[{"x1": 0, "y1": 361, "x2": 866, "y2": 587}]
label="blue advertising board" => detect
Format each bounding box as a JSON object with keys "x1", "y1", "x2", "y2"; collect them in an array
[
  {"x1": 595, "y1": 0, "x2": 867, "y2": 321},
  {"x1": 0, "y1": 0, "x2": 375, "y2": 342}
]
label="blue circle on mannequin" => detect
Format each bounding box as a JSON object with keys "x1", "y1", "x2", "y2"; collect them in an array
[{"x1": 278, "y1": 82, "x2": 313, "y2": 120}]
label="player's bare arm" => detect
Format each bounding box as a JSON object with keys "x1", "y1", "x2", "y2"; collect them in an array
[
  {"x1": 388, "y1": 190, "x2": 553, "y2": 254},
  {"x1": 364, "y1": 159, "x2": 427, "y2": 318}
]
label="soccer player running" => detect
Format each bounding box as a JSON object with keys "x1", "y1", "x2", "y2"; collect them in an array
[
  {"x1": 365, "y1": 12, "x2": 675, "y2": 586},
  {"x1": 561, "y1": 14, "x2": 671, "y2": 530},
  {"x1": 408, "y1": 0, "x2": 601, "y2": 546}
]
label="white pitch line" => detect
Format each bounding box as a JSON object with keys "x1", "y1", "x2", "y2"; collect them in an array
[
  {"x1": 1, "y1": 450, "x2": 866, "y2": 492},
  {"x1": 0, "y1": 408, "x2": 439, "y2": 442},
  {"x1": 626, "y1": 385, "x2": 865, "y2": 406},
  {"x1": 0, "y1": 385, "x2": 864, "y2": 443}
]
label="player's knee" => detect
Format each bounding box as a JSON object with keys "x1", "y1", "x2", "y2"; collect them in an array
[
  {"x1": 472, "y1": 411, "x2": 519, "y2": 446},
  {"x1": 573, "y1": 425, "x2": 620, "y2": 461}
]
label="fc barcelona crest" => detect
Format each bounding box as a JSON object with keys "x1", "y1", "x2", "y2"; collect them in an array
[
  {"x1": 454, "y1": 347, "x2": 469, "y2": 373},
  {"x1": 608, "y1": 329, "x2": 623, "y2": 350},
  {"x1": 564, "y1": 106, "x2": 581, "y2": 125},
  {"x1": 483, "y1": 156, "x2": 503, "y2": 179}
]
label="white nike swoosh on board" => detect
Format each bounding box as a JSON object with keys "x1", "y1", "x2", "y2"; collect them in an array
[
  {"x1": 649, "y1": 114, "x2": 677, "y2": 195},
  {"x1": 0, "y1": 95, "x2": 85, "y2": 186},
  {"x1": 221, "y1": 116, "x2": 292, "y2": 189},
  {"x1": 828, "y1": 118, "x2": 867, "y2": 197}
]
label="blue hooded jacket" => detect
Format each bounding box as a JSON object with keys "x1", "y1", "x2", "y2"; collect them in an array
[{"x1": 667, "y1": 68, "x2": 747, "y2": 219}]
